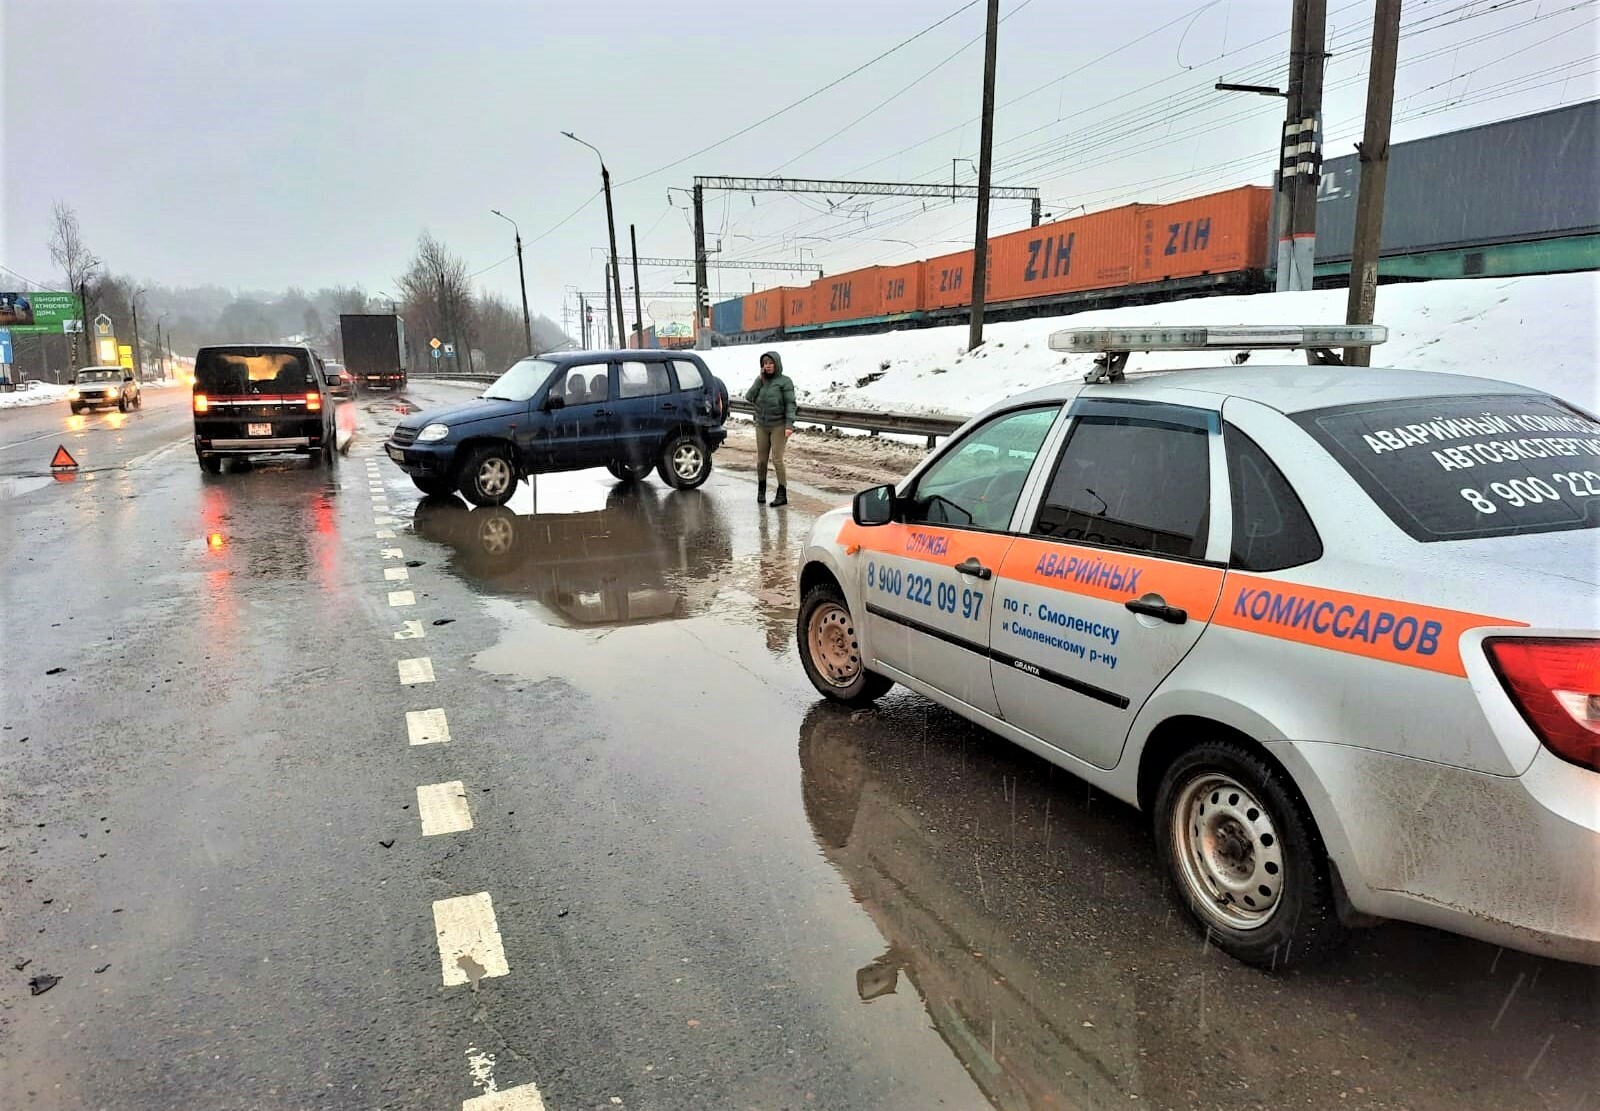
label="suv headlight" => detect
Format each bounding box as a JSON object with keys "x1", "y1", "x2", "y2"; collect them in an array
[{"x1": 417, "y1": 423, "x2": 450, "y2": 443}]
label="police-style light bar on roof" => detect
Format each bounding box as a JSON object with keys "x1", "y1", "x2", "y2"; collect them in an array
[{"x1": 1048, "y1": 324, "x2": 1388, "y2": 382}]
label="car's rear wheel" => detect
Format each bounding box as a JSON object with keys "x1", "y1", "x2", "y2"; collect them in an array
[
  {"x1": 411, "y1": 475, "x2": 455, "y2": 496},
  {"x1": 1154, "y1": 739, "x2": 1345, "y2": 969},
  {"x1": 458, "y1": 443, "x2": 518, "y2": 507},
  {"x1": 134, "y1": 392, "x2": 143, "y2": 408},
  {"x1": 198, "y1": 454, "x2": 222, "y2": 474},
  {"x1": 657, "y1": 434, "x2": 711, "y2": 490},
  {"x1": 606, "y1": 458, "x2": 652, "y2": 483},
  {"x1": 797, "y1": 583, "x2": 894, "y2": 705}
]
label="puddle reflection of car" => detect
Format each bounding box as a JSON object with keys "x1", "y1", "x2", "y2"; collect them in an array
[
  {"x1": 798, "y1": 701, "x2": 1138, "y2": 1109},
  {"x1": 412, "y1": 484, "x2": 733, "y2": 627}
]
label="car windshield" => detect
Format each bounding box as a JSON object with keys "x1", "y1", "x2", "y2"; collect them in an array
[
  {"x1": 1295, "y1": 392, "x2": 1600, "y2": 541},
  {"x1": 78, "y1": 368, "x2": 119, "y2": 381},
  {"x1": 482, "y1": 357, "x2": 557, "y2": 402},
  {"x1": 194, "y1": 348, "x2": 314, "y2": 395}
]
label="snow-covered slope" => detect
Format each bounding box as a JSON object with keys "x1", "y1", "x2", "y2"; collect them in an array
[{"x1": 699, "y1": 273, "x2": 1597, "y2": 416}]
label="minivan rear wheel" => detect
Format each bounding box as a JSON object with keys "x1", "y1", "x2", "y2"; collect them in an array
[
  {"x1": 657, "y1": 434, "x2": 711, "y2": 490},
  {"x1": 458, "y1": 443, "x2": 518, "y2": 507}
]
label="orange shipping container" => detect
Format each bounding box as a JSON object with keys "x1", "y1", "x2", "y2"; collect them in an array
[
  {"x1": 879, "y1": 261, "x2": 924, "y2": 315},
  {"x1": 743, "y1": 288, "x2": 786, "y2": 331},
  {"x1": 813, "y1": 267, "x2": 883, "y2": 325},
  {"x1": 1134, "y1": 186, "x2": 1271, "y2": 283},
  {"x1": 785, "y1": 286, "x2": 814, "y2": 328},
  {"x1": 986, "y1": 206, "x2": 1139, "y2": 304},
  {"x1": 922, "y1": 249, "x2": 988, "y2": 310}
]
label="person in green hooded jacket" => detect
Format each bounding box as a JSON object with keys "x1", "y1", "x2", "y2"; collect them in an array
[{"x1": 744, "y1": 350, "x2": 796, "y2": 506}]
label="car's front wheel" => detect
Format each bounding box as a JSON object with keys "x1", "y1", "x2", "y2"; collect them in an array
[
  {"x1": 1154, "y1": 739, "x2": 1346, "y2": 969},
  {"x1": 458, "y1": 443, "x2": 518, "y2": 507},
  {"x1": 657, "y1": 434, "x2": 711, "y2": 490},
  {"x1": 69, "y1": 403, "x2": 81, "y2": 415},
  {"x1": 606, "y1": 458, "x2": 652, "y2": 483},
  {"x1": 797, "y1": 582, "x2": 894, "y2": 705},
  {"x1": 117, "y1": 395, "x2": 129, "y2": 412}
]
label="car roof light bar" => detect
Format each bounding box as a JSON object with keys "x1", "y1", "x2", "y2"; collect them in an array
[{"x1": 1048, "y1": 324, "x2": 1389, "y2": 383}]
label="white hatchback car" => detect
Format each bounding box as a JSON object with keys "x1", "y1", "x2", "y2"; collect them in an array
[{"x1": 796, "y1": 326, "x2": 1599, "y2": 969}]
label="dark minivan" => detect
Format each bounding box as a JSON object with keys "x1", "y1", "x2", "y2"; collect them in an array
[
  {"x1": 385, "y1": 350, "x2": 729, "y2": 505},
  {"x1": 192, "y1": 344, "x2": 338, "y2": 472}
]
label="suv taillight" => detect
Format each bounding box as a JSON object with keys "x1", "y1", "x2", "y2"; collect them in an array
[
  {"x1": 1485, "y1": 638, "x2": 1600, "y2": 773},
  {"x1": 306, "y1": 391, "x2": 322, "y2": 411},
  {"x1": 193, "y1": 393, "x2": 209, "y2": 413}
]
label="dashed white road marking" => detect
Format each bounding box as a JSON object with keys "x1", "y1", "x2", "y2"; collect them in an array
[
  {"x1": 385, "y1": 566, "x2": 409, "y2": 581},
  {"x1": 433, "y1": 892, "x2": 510, "y2": 987},
  {"x1": 381, "y1": 547, "x2": 404, "y2": 559},
  {"x1": 376, "y1": 528, "x2": 397, "y2": 539},
  {"x1": 417, "y1": 781, "x2": 474, "y2": 835},
  {"x1": 406, "y1": 707, "x2": 450, "y2": 745},
  {"x1": 398, "y1": 656, "x2": 435, "y2": 684},
  {"x1": 375, "y1": 517, "x2": 399, "y2": 526},
  {"x1": 462, "y1": 1084, "x2": 546, "y2": 1111},
  {"x1": 394, "y1": 619, "x2": 426, "y2": 640},
  {"x1": 388, "y1": 589, "x2": 416, "y2": 607}
]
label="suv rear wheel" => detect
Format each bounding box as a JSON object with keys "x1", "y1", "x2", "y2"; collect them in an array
[
  {"x1": 657, "y1": 434, "x2": 711, "y2": 490},
  {"x1": 797, "y1": 583, "x2": 894, "y2": 705},
  {"x1": 458, "y1": 443, "x2": 518, "y2": 507},
  {"x1": 198, "y1": 454, "x2": 223, "y2": 474},
  {"x1": 1154, "y1": 739, "x2": 1345, "y2": 968},
  {"x1": 606, "y1": 459, "x2": 652, "y2": 483}
]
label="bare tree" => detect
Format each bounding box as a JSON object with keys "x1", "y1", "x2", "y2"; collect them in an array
[
  {"x1": 396, "y1": 231, "x2": 476, "y2": 370},
  {"x1": 48, "y1": 201, "x2": 100, "y2": 293}
]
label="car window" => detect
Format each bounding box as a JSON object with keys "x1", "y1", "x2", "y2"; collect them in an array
[
  {"x1": 79, "y1": 369, "x2": 119, "y2": 381},
  {"x1": 619, "y1": 360, "x2": 670, "y2": 399},
  {"x1": 1293, "y1": 393, "x2": 1600, "y2": 541},
  {"x1": 1033, "y1": 414, "x2": 1211, "y2": 559},
  {"x1": 672, "y1": 359, "x2": 705, "y2": 391},
  {"x1": 1225, "y1": 423, "x2": 1323, "y2": 571},
  {"x1": 557, "y1": 364, "x2": 608, "y2": 405},
  {"x1": 906, "y1": 406, "x2": 1059, "y2": 531},
  {"x1": 483, "y1": 357, "x2": 557, "y2": 402},
  {"x1": 195, "y1": 348, "x2": 315, "y2": 395}
]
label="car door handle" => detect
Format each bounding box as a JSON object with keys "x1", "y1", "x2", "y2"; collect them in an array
[
  {"x1": 1125, "y1": 597, "x2": 1188, "y2": 624},
  {"x1": 592, "y1": 408, "x2": 611, "y2": 417},
  {"x1": 660, "y1": 402, "x2": 678, "y2": 411},
  {"x1": 954, "y1": 557, "x2": 992, "y2": 581}
]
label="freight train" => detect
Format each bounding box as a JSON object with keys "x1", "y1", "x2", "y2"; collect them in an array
[{"x1": 710, "y1": 100, "x2": 1598, "y2": 345}]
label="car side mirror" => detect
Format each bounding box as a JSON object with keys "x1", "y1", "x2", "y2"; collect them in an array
[{"x1": 852, "y1": 484, "x2": 895, "y2": 526}]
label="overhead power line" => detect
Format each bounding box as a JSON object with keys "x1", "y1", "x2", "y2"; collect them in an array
[
  {"x1": 605, "y1": 253, "x2": 822, "y2": 273},
  {"x1": 693, "y1": 176, "x2": 1038, "y2": 200}
]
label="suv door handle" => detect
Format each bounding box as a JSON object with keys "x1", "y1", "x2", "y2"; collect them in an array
[
  {"x1": 954, "y1": 557, "x2": 992, "y2": 581},
  {"x1": 1125, "y1": 597, "x2": 1188, "y2": 624},
  {"x1": 592, "y1": 408, "x2": 611, "y2": 417},
  {"x1": 660, "y1": 401, "x2": 678, "y2": 411}
]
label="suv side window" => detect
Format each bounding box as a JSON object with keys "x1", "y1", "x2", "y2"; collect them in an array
[
  {"x1": 904, "y1": 405, "x2": 1059, "y2": 531},
  {"x1": 1224, "y1": 422, "x2": 1323, "y2": 571},
  {"x1": 672, "y1": 359, "x2": 705, "y2": 391},
  {"x1": 619, "y1": 360, "x2": 671, "y2": 399},
  {"x1": 557, "y1": 363, "x2": 608, "y2": 406},
  {"x1": 1033, "y1": 411, "x2": 1211, "y2": 559}
]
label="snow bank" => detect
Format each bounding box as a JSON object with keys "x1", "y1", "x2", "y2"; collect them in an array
[
  {"x1": 699, "y1": 273, "x2": 1598, "y2": 416},
  {"x1": 0, "y1": 383, "x2": 69, "y2": 410}
]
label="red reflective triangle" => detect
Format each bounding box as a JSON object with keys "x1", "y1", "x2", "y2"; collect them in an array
[{"x1": 50, "y1": 445, "x2": 79, "y2": 470}]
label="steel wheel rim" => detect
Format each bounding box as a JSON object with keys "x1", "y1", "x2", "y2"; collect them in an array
[
  {"x1": 477, "y1": 457, "x2": 511, "y2": 496},
  {"x1": 807, "y1": 602, "x2": 861, "y2": 688},
  {"x1": 1172, "y1": 772, "x2": 1284, "y2": 930},
  {"x1": 671, "y1": 443, "x2": 703, "y2": 480}
]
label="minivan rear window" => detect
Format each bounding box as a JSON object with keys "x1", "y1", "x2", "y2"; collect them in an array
[
  {"x1": 1295, "y1": 393, "x2": 1600, "y2": 541},
  {"x1": 195, "y1": 348, "x2": 315, "y2": 395}
]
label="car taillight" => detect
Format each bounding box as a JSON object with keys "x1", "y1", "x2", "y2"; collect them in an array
[
  {"x1": 306, "y1": 391, "x2": 322, "y2": 411},
  {"x1": 1485, "y1": 637, "x2": 1600, "y2": 773},
  {"x1": 193, "y1": 393, "x2": 209, "y2": 412}
]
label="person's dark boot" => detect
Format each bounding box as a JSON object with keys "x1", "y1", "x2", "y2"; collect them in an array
[
  {"x1": 769, "y1": 485, "x2": 788, "y2": 507},
  {"x1": 757, "y1": 480, "x2": 767, "y2": 504}
]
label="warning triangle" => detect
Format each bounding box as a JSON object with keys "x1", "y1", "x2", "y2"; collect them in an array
[{"x1": 50, "y1": 445, "x2": 79, "y2": 470}]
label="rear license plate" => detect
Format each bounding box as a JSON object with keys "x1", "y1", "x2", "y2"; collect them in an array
[{"x1": 247, "y1": 423, "x2": 272, "y2": 437}]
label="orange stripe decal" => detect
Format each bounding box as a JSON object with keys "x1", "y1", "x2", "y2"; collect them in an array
[
  {"x1": 836, "y1": 520, "x2": 1014, "y2": 570},
  {"x1": 1214, "y1": 574, "x2": 1522, "y2": 677},
  {"x1": 1001, "y1": 536, "x2": 1225, "y2": 616}
]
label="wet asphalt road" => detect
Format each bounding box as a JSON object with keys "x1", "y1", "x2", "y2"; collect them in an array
[{"x1": 0, "y1": 381, "x2": 1595, "y2": 1111}]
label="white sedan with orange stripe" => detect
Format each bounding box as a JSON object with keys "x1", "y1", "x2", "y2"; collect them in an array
[{"x1": 794, "y1": 326, "x2": 1599, "y2": 969}]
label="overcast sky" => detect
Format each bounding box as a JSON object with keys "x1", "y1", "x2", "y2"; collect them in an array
[{"x1": 3, "y1": 0, "x2": 1595, "y2": 333}]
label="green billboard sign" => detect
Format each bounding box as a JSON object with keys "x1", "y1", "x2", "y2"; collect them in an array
[{"x1": 1, "y1": 291, "x2": 85, "y2": 334}]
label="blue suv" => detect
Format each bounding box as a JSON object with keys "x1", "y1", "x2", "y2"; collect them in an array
[{"x1": 385, "y1": 350, "x2": 729, "y2": 506}]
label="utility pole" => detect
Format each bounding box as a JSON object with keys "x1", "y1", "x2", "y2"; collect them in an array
[
  {"x1": 967, "y1": 0, "x2": 1001, "y2": 352},
  {"x1": 630, "y1": 223, "x2": 645, "y2": 349},
  {"x1": 130, "y1": 291, "x2": 144, "y2": 381},
  {"x1": 1031, "y1": 197, "x2": 1043, "y2": 227},
  {"x1": 692, "y1": 183, "x2": 709, "y2": 349},
  {"x1": 1344, "y1": 0, "x2": 1402, "y2": 366},
  {"x1": 578, "y1": 293, "x2": 590, "y2": 349},
  {"x1": 603, "y1": 261, "x2": 616, "y2": 347},
  {"x1": 1277, "y1": 0, "x2": 1328, "y2": 292}
]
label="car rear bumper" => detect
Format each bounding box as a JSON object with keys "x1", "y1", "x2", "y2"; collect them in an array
[
  {"x1": 206, "y1": 437, "x2": 313, "y2": 451},
  {"x1": 704, "y1": 426, "x2": 728, "y2": 450},
  {"x1": 195, "y1": 416, "x2": 327, "y2": 455},
  {"x1": 1286, "y1": 740, "x2": 1600, "y2": 964}
]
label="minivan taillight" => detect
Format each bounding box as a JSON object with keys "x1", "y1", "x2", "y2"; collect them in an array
[
  {"x1": 306, "y1": 391, "x2": 322, "y2": 411},
  {"x1": 193, "y1": 393, "x2": 209, "y2": 413},
  {"x1": 1485, "y1": 638, "x2": 1600, "y2": 773}
]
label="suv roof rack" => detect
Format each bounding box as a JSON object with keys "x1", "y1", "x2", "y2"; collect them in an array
[{"x1": 1048, "y1": 324, "x2": 1388, "y2": 383}]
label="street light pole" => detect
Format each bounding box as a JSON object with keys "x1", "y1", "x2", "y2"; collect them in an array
[
  {"x1": 562, "y1": 131, "x2": 627, "y2": 351},
  {"x1": 131, "y1": 287, "x2": 146, "y2": 381},
  {"x1": 629, "y1": 223, "x2": 645, "y2": 349},
  {"x1": 491, "y1": 209, "x2": 534, "y2": 355}
]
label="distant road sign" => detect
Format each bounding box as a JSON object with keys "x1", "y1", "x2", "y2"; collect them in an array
[
  {"x1": 429, "y1": 337, "x2": 442, "y2": 350},
  {"x1": 431, "y1": 348, "x2": 441, "y2": 359},
  {"x1": 442, "y1": 343, "x2": 455, "y2": 357}
]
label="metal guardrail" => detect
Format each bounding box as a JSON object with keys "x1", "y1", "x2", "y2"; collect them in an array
[{"x1": 408, "y1": 372, "x2": 968, "y2": 446}]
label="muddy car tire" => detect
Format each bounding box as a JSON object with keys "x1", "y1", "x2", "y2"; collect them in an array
[
  {"x1": 198, "y1": 454, "x2": 223, "y2": 474},
  {"x1": 118, "y1": 395, "x2": 129, "y2": 412},
  {"x1": 657, "y1": 434, "x2": 711, "y2": 490},
  {"x1": 606, "y1": 459, "x2": 652, "y2": 483},
  {"x1": 1154, "y1": 739, "x2": 1345, "y2": 969},
  {"x1": 411, "y1": 475, "x2": 455, "y2": 496},
  {"x1": 797, "y1": 583, "x2": 893, "y2": 705},
  {"x1": 458, "y1": 443, "x2": 518, "y2": 507}
]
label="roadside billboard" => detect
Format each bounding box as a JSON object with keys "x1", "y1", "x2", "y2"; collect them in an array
[{"x1": 2, "y1": 291, "x2": 85, "y2": 334}]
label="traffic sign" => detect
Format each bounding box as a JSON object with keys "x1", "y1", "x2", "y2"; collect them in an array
[
  {"x1": 431, "y1": 348, "x2": 441, "y2": 359},
  {"x1": 50, "y1": 445, "x2": 79, "y2": 471},
  {"x1": 442, "y1": 343, "x2": 455, "y2": 357},
  {"x1": 429, "y1": 337, "x2": 442, "y2": 350}
]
